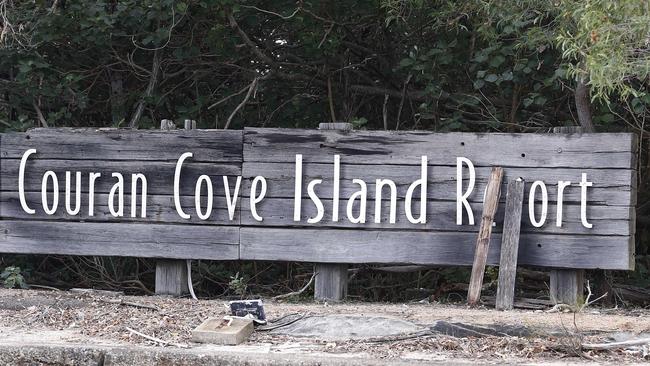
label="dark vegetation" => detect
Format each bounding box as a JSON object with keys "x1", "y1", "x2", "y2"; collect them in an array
[{"x1": 1, "y1": 0, "x2": 650, "y2": 304}]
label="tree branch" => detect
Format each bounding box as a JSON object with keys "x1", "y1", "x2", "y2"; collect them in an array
[
  {"x1": 224, "y1": 77, "x2": 258, "y2": 129},
  {"x1": 227, "y1": 11, "x2": 275, "y2": 66},
  {"x1": 32, "y1": 100, "x2": 48, "y2": 128},
  {"x1": 128, "y1": 49, "x2": 161, "y2": 128}
]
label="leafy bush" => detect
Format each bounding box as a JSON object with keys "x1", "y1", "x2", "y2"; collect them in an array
[{"x1": 1, "y1": 266, "x2": 27, "y2": 289}]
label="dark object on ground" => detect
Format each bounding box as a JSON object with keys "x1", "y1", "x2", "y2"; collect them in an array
[{"x1": 230, "y1": 299, "x2": 266, "y2": 322}]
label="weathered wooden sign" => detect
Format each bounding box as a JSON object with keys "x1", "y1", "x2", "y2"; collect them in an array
[{"x1": 0, "y1": 128, "x2": 637, "y2": 270}]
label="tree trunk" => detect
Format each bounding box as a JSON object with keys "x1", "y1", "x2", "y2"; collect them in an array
[
  {"x1": 575, "y1": 77, "x2": 614, "y2": 303},
  {"x1": 575, "y1": 79, "x2": 595, "y2": 132},
  {"x1": 110, "y1": 70, "x2": 125, "y2": 126}
]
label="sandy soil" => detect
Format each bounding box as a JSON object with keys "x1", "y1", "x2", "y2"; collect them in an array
[{"x1": 0, "y1": 288, "x2": 649, "y2": 363}]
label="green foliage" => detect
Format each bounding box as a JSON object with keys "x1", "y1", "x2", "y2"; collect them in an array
[
  {"x1": 1, "y1": 0, "x2": 647, "y2": 132},
  {"x1": 1, "y1": 266, "x2": 27, "y2": 289},
  {"x1": 228, "y1": 272, "x2": 248, "y2": 298},
  {"x1": 557, "y1": 0, "x2": 650, "y2": 101}
]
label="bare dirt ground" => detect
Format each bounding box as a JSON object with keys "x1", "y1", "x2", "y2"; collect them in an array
[{"x1": 1, "y1": 288, "x2": 649, "y2": 364}]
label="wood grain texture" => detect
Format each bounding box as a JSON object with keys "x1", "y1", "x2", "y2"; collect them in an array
[
  {"x1": 240, "y1": 197, "x2": 633, "y2": 236},
  {"x1": 156, "y1": 119, "x2": 198, "y2": 297},
  {"x1": 496, "y1": 179, "x2": 526, "y2": 310},
  {"x1": 318, "y1": 123, "x2": 353, "y2": 131},
  {"x1": 467, "y1": 167, "x2": 504, "y2": 306},
  {"x1": 155, "y1": 259, "x2": 189, "y2": 295},
  {"x1": 550, "y1": 269, "x2": 585, "y2": 305},
  {"x1": 549, "y1": 126, "x2": 587, "y2": 305},
  {"x1": 314, "y1": 263, "x2": 348, "y2": 301},
  {"x1": 241, "y1": 162, "x2": 635, "y2": 206},
  {"x1": 0, "y1": 191, "x2": 239, "y2": 225},
  {"x1": 244, "y1": 128, "x2": 637, "y2": 168},
  {"x1": 240, "y1": 228, "x2": 633, "y2": 270},
  {"x1": 0, "y1": 220, "x2": 239, "y2": 260},
  {"x1": 1, "y1": 128, "x2": 243, "y2": 162},
  {"x1": 1, "y1": 159, "x2": 241, "y2": 196},
  {"x1": 0, "y1": 128, "x2": 638, "y2": 269}
]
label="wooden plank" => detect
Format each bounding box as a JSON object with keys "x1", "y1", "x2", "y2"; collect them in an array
[
  {"x1": 243, "y1": 128, "x2": 637, "y2": 168},
  {"x1": 496, "y1": 178, "x2": 526, "y2": 310},
  {"x1": 1, "y1": 128, "x2": 243, "y2": 162},
  {"x1": 239, "y1": 228, "x2": 634, "y2": 270},
  {"x1": 0, "y1": 220, "x2": 239, "y2": 259},
  {"x1": 241, "y1": 162, "x2": 635, "y2": 206},
  {"x1": 1, "y1": 159, "x2": 241, "y2": 196},
  {"x1": 550, "y1": 269, "x2": 585, "y2": 305},
  {"x1": 319, "y1": 123, "x2": 353, "y2": 131},
  {"x1": 155, "y1": 259, "x2": 189, "y2": 295},
  {"x1": 314, "y1": 263, "x2": 348, "y2": 302},
  {"x1": 0, "y1": 191, "x2": 239, "y2": 225},
  {"x1": 239, "y1": 197, "x2": 633, "y2": 236},
  {"x1": 467, "y1": 167, "x2": 504, "y2": 306}
]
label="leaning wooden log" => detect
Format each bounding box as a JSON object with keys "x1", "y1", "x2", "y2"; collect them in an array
[
  {"x1": 467, "y1": 167, "x2": 504, "y2": 306},
  {"x1": 496, "y1": 178, "x2": 525, "y2": 310}
]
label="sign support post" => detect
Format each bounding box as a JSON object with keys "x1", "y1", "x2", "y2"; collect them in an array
[
  {"x1": 313, "y1": 122, "x2": 352, "y2": 301},
  {"x1": 550, "y1": 126, "x2": 585, "y2": 305},
  {"x1": 155, "y1": 119, "x2": 190, "y2": 296}
]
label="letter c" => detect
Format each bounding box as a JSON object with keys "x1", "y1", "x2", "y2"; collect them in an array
[
  {"x1": 19, "y1": 149, "x2": 37, "y2": 214},
  {"x1": 174, "y1": 152, "x2": 193, "y2": 219}
]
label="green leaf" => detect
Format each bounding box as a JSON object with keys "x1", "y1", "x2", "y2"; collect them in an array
[
  {"x1": 176, "y1": 2, "x2": 188, "y2": 13},
  {"x1": 523, "y1": 98, "x2": 534, "y2": 108},
  {"x1": 489, "y1": 55, "x2": 506, "y2": 67},
  {"x1": 399, "y1": 58, "x2": 414, "y2": 67},
  {"x1": 534, "y1": 96, "x2": 547, "y2": 106},
  {"x1": 485, "y1": 74, "x2": 499, "y2": 83}
]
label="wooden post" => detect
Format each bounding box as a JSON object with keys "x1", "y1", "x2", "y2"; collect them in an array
[
  {"x1": 550, "y1": 126, "x2": 585, "y2": 305},
  {"x1": 467, "y1": 167, "x2": 504, "y2": 306},
  {"x1": 155, "y1": 119, "x2": 189, "y2": 296},
  {"x1": 495, "y1": 178, "x2": 525, "y2": 310},
  {"x1": 550, "y1": 269, "x2": 585, "y2": 305},
  {"x1": 314, "y1": 263, "x2": 348, "y2": 301},
  {"x1": 313, "y1": 122, "x2": 352, "y2": 302},
  {"x1": 155, "y1": 259, "x2": 189, "y2": 296},
  {"x1": 184, "y1": 119, "x2": 197, "y2": 130}
]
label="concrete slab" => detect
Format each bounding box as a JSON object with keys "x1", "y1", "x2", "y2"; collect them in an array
[{"x1": 0, "y1": 327, "x2": 460, "y2": 366}]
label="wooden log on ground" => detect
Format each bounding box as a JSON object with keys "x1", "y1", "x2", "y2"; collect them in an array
[
  {"x1": 467, "y1": 167, "x2": 504, "y2": 306},
  {"x1": 496, "y1": 178, "x2": 525, "y2": 310}
]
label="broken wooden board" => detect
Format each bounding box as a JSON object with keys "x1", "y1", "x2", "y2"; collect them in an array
[{"x1": 192, "y1": 317, "x2": 254, "y2": 345}]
